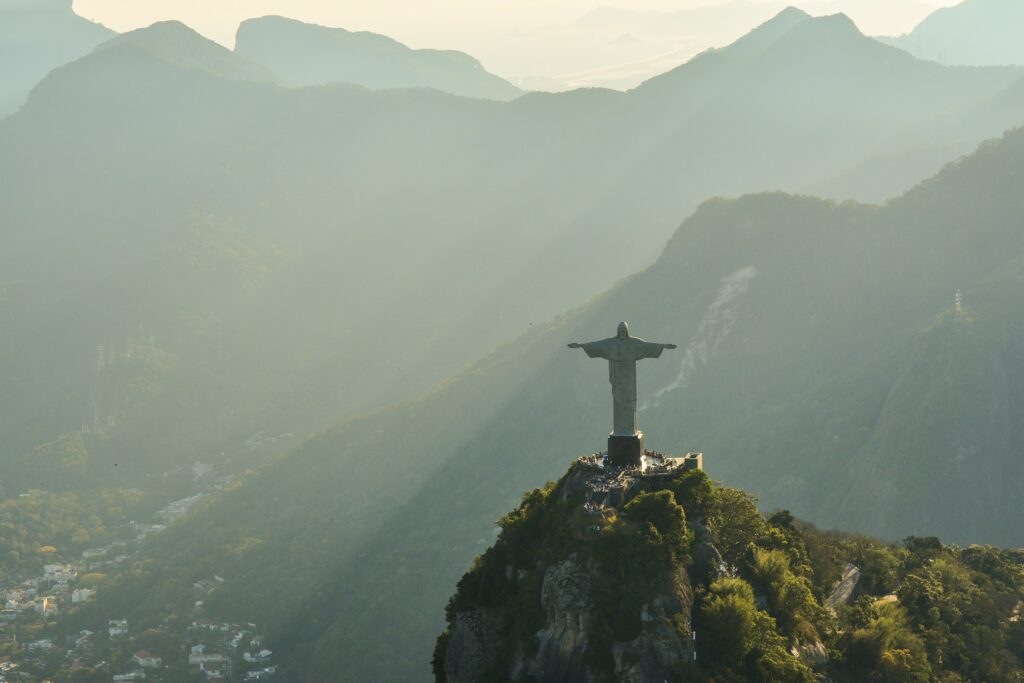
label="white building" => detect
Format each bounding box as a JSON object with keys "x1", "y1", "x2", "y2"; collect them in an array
[
  {"x1": 109, "y1": 619, "x2": 129, "y2": 637},
  {"x1": 132, "y1": 651, "x2": 162, "y2": 668}
]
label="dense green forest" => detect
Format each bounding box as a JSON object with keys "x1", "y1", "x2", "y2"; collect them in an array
[{"x1": 438, "y1": 465, "x2": 1024, "y2": 682}]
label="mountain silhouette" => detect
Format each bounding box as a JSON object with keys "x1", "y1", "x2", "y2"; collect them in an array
[
  {"x1": 234, "y1": 16, "x2": 521, "y2": 100},
  {"x1": 3, "y1": 8, "x2": 1022, "y2": 498},
  {"x1": 72, "y1": 125, "x2": 1024, "y2": 681},
  {"x1": 883, "y1": 0, "x2": 1024, "y2": 67},
  {"x1": 0, "y1": 0, "x2": 113, "y2": 118}
]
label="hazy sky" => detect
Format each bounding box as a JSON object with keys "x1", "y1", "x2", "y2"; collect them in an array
[{"x1": 73, "y1": 0, "x2": 965, "y2": 87}]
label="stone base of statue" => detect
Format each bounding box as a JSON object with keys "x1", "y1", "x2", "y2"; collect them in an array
[{"x1": 608, "y1": 432, "x2": 643, "y2": 468}]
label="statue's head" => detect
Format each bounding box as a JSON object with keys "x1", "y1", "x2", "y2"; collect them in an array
[{"x1": 617, "y1": 322, "x2": 629, "y2": 339}]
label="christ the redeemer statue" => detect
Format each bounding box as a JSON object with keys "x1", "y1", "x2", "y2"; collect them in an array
[{"x1": 569, "y1": 322, "x2": 676, "y2": 466}]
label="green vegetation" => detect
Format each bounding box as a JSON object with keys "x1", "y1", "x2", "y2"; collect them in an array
[
  {"x1": 46, "y1": 125, "x2": 1024, "y2": 682},
  {"x1": 437, "y1": 467, "x2": 1024, "y2": 683},
  {"x1": 0, "y1": 489, "x2": 148, "y2": 579},
  {"x1": 4, "y1": 7, "x2": 1024, "y2": 502},
  {"x1": 4, "y1": 6, "x2": 1024, "y2": 683}
]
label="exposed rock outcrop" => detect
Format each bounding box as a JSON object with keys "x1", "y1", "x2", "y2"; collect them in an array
[
  {"x1": 791, "y1": 639, "x2": 829, "y2": 667},
  {"x1": 438, "y1": 456, "x2": 698, "y2": 683},
  {"x1": 826, "y1": 563, "x2": 861, "y2": 611},
  {"x1": 513, "y1": 556, "x2": 593, "y2": 683},
  {"x1": 443, "y1": 608, "x2": 503, "y2": 683},
  {"x1": 611, "y1": 575, "x2": 694, "y2": 683}
]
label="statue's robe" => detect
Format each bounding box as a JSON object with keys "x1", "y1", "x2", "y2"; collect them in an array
[{"x1": 580, "y1": 336, "x2": 667, "y2": 435}]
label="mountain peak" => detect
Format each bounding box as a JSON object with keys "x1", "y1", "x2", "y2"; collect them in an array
[
  {"x1": 808, "y1": 11, "x2": 861, "y2": 36},
  {"x1": 710, "y1": 6, "x2": 813, "y2": 61},
  {"x1": 776, "y1": 5, "x2": 812, "y2": 21},
  {"x1": 0, "y1": 0, "x2": 114, "y2": 117},
  {"x1": 94, "y1": 20, "x2": 280, "y2": 84},
  {"x1": 105, "y1": 20, "x2": 219, "y2": 48},
  {"x1": 887, "y1": 0, "x2": 1024, "y2": 66},
  {"x1": 234, "y1": 15, "x2": 520, "y2": 100}
]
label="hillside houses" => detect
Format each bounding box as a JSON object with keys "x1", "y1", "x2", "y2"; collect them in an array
[
  {"x1": 112, "y1": 671, "x2": 146, "y2": 682},
  {"x1": 108, "y1": 619, "x2": 128, "y2": 637},
  {"x1": 132, "y1": 650, "x2": 162, "y2": 668},
  {"x1": 43, "y1": 564, "x2": 77, "y2": 585},
  {"x1": 0, "y1": 470, "x2": 275, "y2": 680}
]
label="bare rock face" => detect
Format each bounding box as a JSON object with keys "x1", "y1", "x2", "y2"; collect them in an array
[
  {"x1": 791, "y1": 640, "x2": 829, "y2": 667},
  {"x1": 514, "y1": 556, "x2": 593, "y2": 683},
  {"x1": 443, "y1": 608, "x2": 503, "y2": 683},
  {"x1": 439, "y1": 457, "x2": 703, "y2": 683},
  {"x1": 446, "y1": 555, "x2": 694, "y2": 683},
  {"x1": 690, "y1": 518, "x2": 725, "y2": 583},
  {"x1": 612, "y1": 574, "x2": 694, "y2": 683},
  {"x1": 826, "y1": 563, "x2": 861, "y2": 611}
]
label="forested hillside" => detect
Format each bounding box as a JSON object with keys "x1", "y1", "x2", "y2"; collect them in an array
[
  {"x1": 3, "y1": 10, "x2": 1023, "y2": 497},
  {"x1": 62, "y1": 124, "x2": 1024, "y2": 681},
  {"x1": 438, "y1": 465, "x2": 1024, "y2": 682}
]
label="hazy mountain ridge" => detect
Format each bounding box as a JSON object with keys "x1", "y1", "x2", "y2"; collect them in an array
[
  {"x1": 10, "y1": 7, "x2": 1023, "y2": 499},
  {"x1": 0, "y1": 0, "x2": 113, "y2": 118},
  {"x1": 97, "y1": 21, "x2": 282, "y2": 85},
  {"x1": 882, "y1": 0, "x2": 1024, "y2": 67},
  {"x1": 234, "y1": 15, "x2": 521, "y2": 100},
  {"x1": 62, "y1": 125, "x2": 1024, "y2": 681},
  {"x1": 3, "y1": 1, "x2": 1024, "y2": 525}
]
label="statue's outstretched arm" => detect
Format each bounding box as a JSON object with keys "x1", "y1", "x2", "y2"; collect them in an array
[
  {"x1": 567, "y1": 343, "x2": 582, "y2": 349},
  {"x1": 663, "y1": 343, "x2": 678, "y2": 350}
]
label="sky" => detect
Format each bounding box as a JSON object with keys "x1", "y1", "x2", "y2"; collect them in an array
[{"x1": 73, "y1": 0, "x2": 965, "y2": 89}]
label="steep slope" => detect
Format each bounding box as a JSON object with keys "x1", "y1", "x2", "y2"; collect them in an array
[
  {"x1": 72, "y1": 126, "x2": 1024, "y2": 681},
  {"x1": 10, "y1": 9, "x2": 1022, "y2": 498},
  {"x1": 0, "y1": 0, "x2": 113, "y2": 118},
  {"x1": 883, "y1": 0, "x2": 1024, "y2": 67},
  {"x1": 838, "y1": 307, "x2": 1022, "y2": 537},
  {"x1": 234, "y1": 16, "x2": 520, "y2": 100},
  {"x1": 808, "y1": 67, "x2": 1024, "y2": 201},
  {"x1": 437, "y1": 464, "x2": 1024, "y2": 683},
  {"x1": 629, "y1": 9, "x2": 1023, "y2": 205},
  {"x1": 98, "y1": 21, "x2": 281, "y2": 84}
]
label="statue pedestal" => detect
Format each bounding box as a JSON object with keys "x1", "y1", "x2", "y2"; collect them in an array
[{"x1": 608, "y1": 432, "x2": 643, "y2": 468}]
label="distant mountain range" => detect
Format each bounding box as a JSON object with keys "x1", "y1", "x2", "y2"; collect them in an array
[
  {"x1": 7, "y1": 4, "x2": 1024, "y2": 682},
  {"x1": 559, "y1": 0, "x2": 939, "y2": 89},
  {"x1": 0, "y1": 8, "x2": 519, "y2": 124},
  {"x1": 100, "y1": 20, "x2": 281, "y2": 85},
  {"x1": 5, "y1": 10, "x2": 1023, "y2": 496},
  {"x1": 74, "y1": 122, "x2": 1024, "y2": 682},
  {"x1": 6, "y1": 8, "x2": 1024, "y2": 491},
  {"x1": 235, "y1": 16, "x2": 521, "y2": 100},
  {"x1": 883, "y1": 0, "x2": 1024, "y2": 66},
  {"x1": 0, "y1": 0, "x2": 113, "y2": 118}
]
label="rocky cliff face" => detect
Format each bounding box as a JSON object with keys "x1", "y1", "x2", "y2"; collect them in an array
[
  {"x1": 434, "y1": 452, "x2": 1024, "y2": 682},
  {"x1": 436, "y1": 455, "x2": 700, "y2": 683}
]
